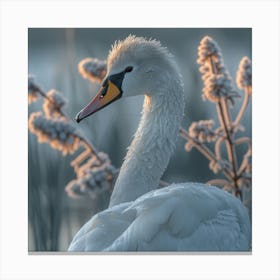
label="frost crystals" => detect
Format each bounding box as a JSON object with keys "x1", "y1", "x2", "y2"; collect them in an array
[
  {"x1": 28, "y1": 77, "x2": 117, "y2": 200},
  {"x1": 236, "y1": 56, "x2": 252, "y2": 92},
  {"x1": 29, "y1": 112, "x2": 80, "y2": 155},
  {"x1": 78, "y1": 58, "x2": 107, "y2": 83},
  {"x1": 180, "y1": 36, "x2": 252, "y2": 201},
  {"x1": 197, "y1": 36, "x2": 237, "y2": 104}
]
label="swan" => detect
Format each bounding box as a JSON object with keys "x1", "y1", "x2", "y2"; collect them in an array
[{"x1": 69, "y1": 35, "x2": 251, "y2": 251}]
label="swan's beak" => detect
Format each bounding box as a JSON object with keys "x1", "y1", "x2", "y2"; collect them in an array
[{"x1": 75, "y1": 80, "x2": 122, "y2": 123}]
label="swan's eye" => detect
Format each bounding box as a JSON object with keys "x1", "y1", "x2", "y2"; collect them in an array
[{"x1": 125, "y1": 66, "x2": 133, "y2": 73}]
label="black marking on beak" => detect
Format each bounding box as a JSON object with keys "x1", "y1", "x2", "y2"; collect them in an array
[
  {"x1": 109, "y1": 71, "x2": 126, "y2": 90},
  {"x1": 75, "y1": 69, "x2": 131, "y2": 123}
]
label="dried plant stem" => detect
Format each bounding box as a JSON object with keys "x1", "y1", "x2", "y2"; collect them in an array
[
  {"x1": 216, "y1": 101, "x2": 241, "y2": 197},
  {"x1": 34, "y1": 85, "x2": 104, "y2": 163},
  {"x1": 70, "y1": 147, "x2": 92, "y2": 174},
  {"x1": 221, "y1": 97, "x2": 230, "y2": 124},
  {"x1": 237, "y1": 143, "x2": 252, "y2": 177},
  {"x1": 214, "y1": 137, "x2": 224, "y2": 160},
  {"x1": 179, "y1": 128, "x2": 232, "y2": 180},
  {"x1": 77, "y1": 135, "x2": 103, "y2": 163},
  {"x1": 208, "y1": 57, "x2": 240, "y2": 198},
  {"x1": 234, "y1": 86, "x2": 251, "y2": 127},
  {"x1": 70, "y1": 148, "x2": 91, "y2": 167},
  {"x1": 189, "y1": 38, "x2": 251, "y2": 202},
  {"x1": 237, "y1": 165, "x2": 248, "y2": 179},
  {"x1": 180, "y1": 128, "x2": 214, "y2": 161},
  {"x1": 234, "y1": 137, "x2": 251, "y2": 145}
]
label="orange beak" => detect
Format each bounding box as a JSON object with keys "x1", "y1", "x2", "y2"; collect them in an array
[{"x1": 75, "y1": 80, "x2": 122, "y2": 123}]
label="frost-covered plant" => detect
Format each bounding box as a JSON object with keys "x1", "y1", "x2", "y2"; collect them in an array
[
  {"x1": 78, "y1": 58, "x2": 107, "y2": 83},
  {"x1": 66, "y1": 152, "x2": 115, "y2": 199},
  {"x1": 187, "y1": 120, "x2": 218, "y2": 143},
  {"x1": 180, "y1": 36, "x2": 252, "y2": 201},
  {"x1": 236, "y1": 56, "x2": 252, "y2": 91},
  {"x1": 42, "y1": 89, "x2": 66, "y2": 118},
  {"x1": 28, "y1": 112, "x2": 80, "y2": 155},
  {"x1": 197, "y1": 36, "x2": 238, "y2": 104},
  {"x1": 28, "y1": 75, "x2": 40, "y2": 104},
  {"x1": 28, "y1": 77, "x2": 117, "y2": 199}
]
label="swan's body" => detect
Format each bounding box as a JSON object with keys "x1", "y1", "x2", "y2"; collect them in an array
[
  {"x1": 70, "y1": 36, "x2": 251, "y2": 251},
  {"x1": 69, "y1": 183, "x2": 250, "y2": 251}
]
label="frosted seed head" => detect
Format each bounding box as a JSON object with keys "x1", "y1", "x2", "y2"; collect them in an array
[
  {"x1": 236, "y1": 56, "x2": 252, "y2": 91},
  {"x1": 199, "y1": 65, "x2": 210, "y2": 74},
  {"x1": 197, "y1": 36, "x2": 222, "y2": 65},
  {"x1": 67, "y1": 136, "x2": 74, "y2": 145},
  {"x1": 197, "y1": 36, "x2": 234, "y2": 103},
  {"x1": 78, "y1": 58, "x2": 107, "y2": 83},
  {"x1": 202, "y1": 74, "x2": 234, "y2": 103},
  {"x1": 188, "y1": 120, "x2": 217, "y2": 143},
  {"x1": 43, "y1": 89, "x2": 66, "y2": 118},
  {"x1": 97, "y1": 152, "x2": 110, "y2": 163},
  {"x1": 88, "y1": 175, "x2": 96, "y2": 187},
  {"x1": 59, "y1": 131, "x2": 67, "y2": 141},
  {"x1": 48, "y1": 89, "x2": 65, "y2": 107},
  {"x1": 65, "y1": 180, "x2": 84, "y2": 198},
  {"x1": 28, "y1": 113, "x2": 80, "y2": 156},
  {"x1": 65, "y1": 163, "x2": 113, "y2": 199},
  {"x1": 106, "y1": 165, "x2": 115, "y2": 173}
]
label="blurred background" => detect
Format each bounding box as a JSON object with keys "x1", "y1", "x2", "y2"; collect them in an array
[{"x1": 28, "y1": 28, "x2": 252, "y2": 251}]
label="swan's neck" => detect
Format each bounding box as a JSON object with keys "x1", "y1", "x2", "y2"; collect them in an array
[{"x1": 109, "y1": 79, "x2": 184, "y2": 207}]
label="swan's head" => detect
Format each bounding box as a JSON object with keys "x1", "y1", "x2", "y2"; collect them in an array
[{"x1": 76, "y1": 35, "x2": 181, "y2": 122}]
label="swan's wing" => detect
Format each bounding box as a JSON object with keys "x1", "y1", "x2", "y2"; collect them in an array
[
  {"x1": 104, "y1": 183, "x2": 251, "y2": 251},
  {"x1": 69, "y1": 183, "x2": 251, "y2": 252},
  {"x1": 68, "y1": 202, "x2": 136, "y2": 251}
]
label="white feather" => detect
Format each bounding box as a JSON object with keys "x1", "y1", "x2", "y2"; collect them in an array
[{"x1": 69, "y1": 183, "x2": 250, "y2": 251}]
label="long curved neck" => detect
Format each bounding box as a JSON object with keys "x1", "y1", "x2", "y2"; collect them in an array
[{"x1": 109, "y1": 78, "x2": 184, "y2": 207}]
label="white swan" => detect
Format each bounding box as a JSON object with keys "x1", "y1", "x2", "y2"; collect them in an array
[{"x1": 69, "y1": 35, "x2": 251, "y2": 251}]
